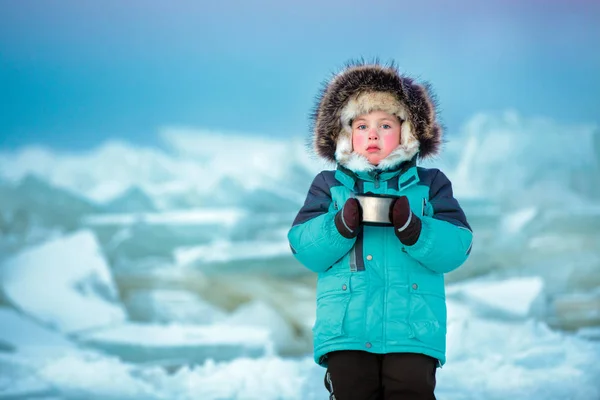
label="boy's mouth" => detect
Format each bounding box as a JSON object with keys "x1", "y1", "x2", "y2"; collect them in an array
[{"x1": 366, "y1": 146, "x2": 380, "y2": 153}]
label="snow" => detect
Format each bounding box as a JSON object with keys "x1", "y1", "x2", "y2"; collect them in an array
[
  {"x1": 0, "y1": 230, "x2": 127, "y2": 333},
  {"x1": 123, "y1": 289, "x2": 227, "y2": 324},
  {"x1": 183, "y1": 274, "x2": 317, "y2": 340},
  {"x1": 80, "y1": 323, "x2": 270, "y2": 348},
  {"x1": 551, "y1": 288, "x2": 600, "y2": 329},
  {"x1": 156, "y1": 356, "x2": 314, "y2": 400},
  {"x1": 440, "y1": 319, "x2": 600, "y2": 400},
  {"x1": 38, "y1": 351, "x2": 162, "y2": 399},
  {"x1": 0, "y1": 142, "x2": 199, "y2": 205},
  {"x1": 225, "y1": 300, "x2": 307, "y2": 355},
  {"x1": 1, "y1": 112, "x2": 599, "y2": 398},
  {"x1": 82, "y1": 208, "x2": 246, "y2": 226},
  {"x1": 0, "y1": 307, "x2": 73, "y2": 355},
  {"x1": 447, "y1": 277, "x2": 545, "y2": 319},
  {"x1": 77, "y1": 322, "x2": 272, "y2": 365},
  {"x1": 446, "y1": 111, "x2": 600, "y2": 206},
  {"x1": 501, "y1": 207, "x2": 538, "y2": 235},
  {"x1": 0, "y1": 132, "x2": 321, "y2": 209},
  {"x1": 577, "y1": 326, "x2": 600, "y2": 341},
  {"x1": 0, "y1": 353, "x2": 57, "y2": 399},
  {"x1": 2, "y1": 273, "x2": 597, "y2": 399},
  {"x1": 2, "y1": 314, "x2": 598, "y2": 400},
  {"x1": 173, "y1": 238, "x2": 292, "y2": 266},
  {"x1": 159, "y1": 128, "x2": 324, "y2": 191},
  {"x1": 0, "y1": 112, "x2": 596, "y2": 211},
  {"x1": 32, "y1": 352, "x2": 316, "y2": 400}
]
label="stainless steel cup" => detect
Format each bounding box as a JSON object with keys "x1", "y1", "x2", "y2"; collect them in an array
[{"x1": 355, "y1": 193, "x2": 398, "y2": 226}]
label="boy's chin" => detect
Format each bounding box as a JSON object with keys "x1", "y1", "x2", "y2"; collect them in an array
[{"x1": 365, "y1": 155, "x2": 382, "y2": 165}]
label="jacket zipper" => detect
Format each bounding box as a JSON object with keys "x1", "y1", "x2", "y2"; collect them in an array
[
  {"x1": 374, "y1": 172, "x2": 380, "y2": 189},
  {"x1": 382, "y1": 224, "x2": 388, "y2": 351}
]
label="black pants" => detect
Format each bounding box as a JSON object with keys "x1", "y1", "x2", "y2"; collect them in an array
[{"x1": 324, "y1": 351, "x2": 437, "y2": 400}]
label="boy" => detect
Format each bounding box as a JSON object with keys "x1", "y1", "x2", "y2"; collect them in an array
[{"x1": 288, "y1": 61, "x2": 473, "y2": 400}]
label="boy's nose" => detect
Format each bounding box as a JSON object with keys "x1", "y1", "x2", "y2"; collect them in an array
[{"x1": 368, "y1": 128, "x2": 379, "y2": 139}]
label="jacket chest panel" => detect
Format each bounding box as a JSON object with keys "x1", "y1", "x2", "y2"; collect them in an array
[{"x1": 329, "y1": 182, "x2": 432, "y2": 218}]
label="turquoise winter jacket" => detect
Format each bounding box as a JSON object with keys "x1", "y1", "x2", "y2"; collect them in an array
[{"x1": 288, "y1": 160, "x2": 473, "y2": 367}]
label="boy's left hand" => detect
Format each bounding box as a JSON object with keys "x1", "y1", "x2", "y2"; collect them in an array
[{"x1": 389, "y1": 196, "x2": 422, "y2": 246}]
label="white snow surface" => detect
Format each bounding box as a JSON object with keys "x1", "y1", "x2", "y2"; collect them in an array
[
  {"x1": 0, "y1": 113, "x2": 598, "y2": 212},
  {"x1": 34, "y1": 352, "x2": 316, "y2": 400},
  {"x1": 225, "y1": 300, "x2": 307, "y2": 355},
  {"x1": 0, "y1": 307, "x2": 74, "y2": 355},
  {"x1": 447, "y1": 277, "x2": 545, "y2": 319},
  {"x1": 0, "y1": 129, "x2": 324, "y2": 207},
  {"x1": 440, "y1": 319, "x2": 600, "y2": 400},
  {"x1": 83, "y1": 208, "x2": 246, "y2": 227},
  {"x1": 1, "y1": 113, "x2": 599, "y2": 398},
  {"x1": 79, "y1": 323, "x2": 270, "y2": 348},
  {"x1": 74, "y1": 321, "x2": 273, "y2": 366},
  {"x1": 0, "y1": 277, "x2": 597, "y2": 399},
  {"x1": 448, "y1": 111, "x2": 599, "y2": 205},
  {"x1": 0, "y1": 353, "x2": 57, "y2": 399},
  {"x1": 501, "y1": 207, "x2": 538, "y2": 235},
  {"x1": 2, "y1": 314, "x2": 598, "y2": 400},
  {"x1": 123, "y1": 289, "x2": 227, "y2": 324},
  {"x1": 0, "y1": 230, "x2": 127, "y2": 333},
  {"x1": 174, "y1": 238, "x2": 292, "y2": 266}
]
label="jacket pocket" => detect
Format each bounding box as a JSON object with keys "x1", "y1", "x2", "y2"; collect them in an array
[
  {"x1": 313, "y1": 274, "x2": 352, "y2": 342},
  {"x1": 408, "y1": 273, "x2": 447, "y2": 343}
]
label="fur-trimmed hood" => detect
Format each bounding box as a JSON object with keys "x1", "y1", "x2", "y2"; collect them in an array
[{"x1": 310, "y1": 61, "x2": 443, "y2": 172}]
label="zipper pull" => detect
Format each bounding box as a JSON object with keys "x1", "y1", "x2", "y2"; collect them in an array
[{"x1": 374, "y1": 173, "x2": 380, "y2": 189}]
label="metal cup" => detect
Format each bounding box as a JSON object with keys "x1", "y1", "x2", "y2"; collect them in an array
[{"x1": 355, "y1": 193, "x2": 398, "y2": 226}]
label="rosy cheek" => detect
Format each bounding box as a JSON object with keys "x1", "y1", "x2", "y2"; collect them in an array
[
  {"x1": 352, "y1": 132, "x2": 366, "y2": 148},
  {"x1": 382, "y1": 135, "x2": 399, "y2": 149}
]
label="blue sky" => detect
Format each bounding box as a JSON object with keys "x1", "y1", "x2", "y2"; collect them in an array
[{"x1": 1, "y1": 0, "x2": 599, "y2": 150}]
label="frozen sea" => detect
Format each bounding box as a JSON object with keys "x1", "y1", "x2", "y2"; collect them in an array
[{"x1": 1, "y1": 111, "x2": 599, "y2": 399}]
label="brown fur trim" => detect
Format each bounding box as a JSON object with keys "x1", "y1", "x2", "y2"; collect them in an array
[{"x1": 310, "y1": 60, "x2": 443, "y2": 165}]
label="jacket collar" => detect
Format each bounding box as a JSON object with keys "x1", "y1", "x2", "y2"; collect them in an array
[{"x1": 335, "y1": 156, "x2": 420, "y2": 192}]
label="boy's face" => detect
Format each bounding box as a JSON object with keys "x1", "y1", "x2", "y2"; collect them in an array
[{"x1": 351, "y1": 110, "x2": 402, "y2": 166}]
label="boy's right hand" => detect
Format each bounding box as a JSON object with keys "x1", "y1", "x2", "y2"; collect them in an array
[{"x1": 334, "y1": 198, "x2": 362, "y2": 238}]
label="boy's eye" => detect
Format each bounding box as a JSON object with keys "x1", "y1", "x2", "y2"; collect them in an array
[
  {"x1": 381, "y1": 124, "x2": 392, "y2": 129},
  {"x1": 357, "y1": 124, "x2": 367, "y2": 130}
]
